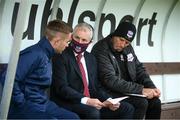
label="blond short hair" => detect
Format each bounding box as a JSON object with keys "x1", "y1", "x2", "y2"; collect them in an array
[{"x1": 45, "y1": 20, "x2": 72, "y2": 40}]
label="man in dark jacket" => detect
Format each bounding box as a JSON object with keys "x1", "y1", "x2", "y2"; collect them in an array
[
  {"x1": 50, "y1": 23, "x2": 134, "y2": 119},
  {"x1": 92, "y1": 22, "x2": 161, "y2": 119},
  {"x1": 6, "y1": 20, "x2": 79, "y2": 119}
]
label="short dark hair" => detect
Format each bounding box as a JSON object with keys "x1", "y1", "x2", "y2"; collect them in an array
[{"x1": 45, "y1": 19, "x2": 72, "y2": 40}]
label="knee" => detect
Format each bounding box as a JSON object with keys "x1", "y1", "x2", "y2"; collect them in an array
[
  {"x1": 128, "y1": 103, "x2": 135, "y2": 114},
  {"x1": 153, "y1": 97, "x2": 161, "y2": 106},
  {"x1": 119, "y1": 102, "x2": 135, "y2": 119},
  {"x1": 149, "y1": 97, "x2": 161, "y2": 110},
  {"x1": 79, "y1": 106, "x2": 100, "y2": 119},
  {"x1": 69, "y1": 112, "x2": 80, "y2": 119},
  {"x1": 138, "y1": 98, "x2": 149, "y2": 109},
  {"x1": 86, "y1": 107, "x2": 100, "y2": 119},
  {"x1": 121, "y1": 101, "x2": 135, "y2": 113}
]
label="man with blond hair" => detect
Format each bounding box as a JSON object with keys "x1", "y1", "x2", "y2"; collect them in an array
[{"x1": 6, "y1": 20, "x2": 79, "y2": 119}]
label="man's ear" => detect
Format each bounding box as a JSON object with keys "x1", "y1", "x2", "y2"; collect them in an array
[
  {"x1": 55, "y1": 38, "x2": 61, "y2": 45},
  {"x1": 71, "y1": 34, "x2": 74, "y2": 40},
  {"x1": 88, "y1": 40, "x2": 92, "y2": 44},
  {"x1": 51, "y1": 37, "x2": 58, "y2": 46}
]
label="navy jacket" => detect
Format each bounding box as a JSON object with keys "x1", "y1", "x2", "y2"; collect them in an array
[
  {"x1": 50, "y1": 47, "x2": 110, "y2": 105},
  {"x1": 12, "y1": 37, "x2": 55, "y2": 111}
]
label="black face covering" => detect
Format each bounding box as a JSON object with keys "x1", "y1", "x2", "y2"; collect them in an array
[{"x1": 70, "y1": 39, "x2": 90, "y2": 54}]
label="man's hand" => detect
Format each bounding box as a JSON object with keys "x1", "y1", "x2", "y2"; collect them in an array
[
  {"x1": 153, "y1": 88, "x2": 161, "y2": 97},
  {"x1": 103, "y1": 100, "x2": 120, "y2": 111},
  {"x1": 143, "y1": 88, "x2": 161, "y2": 99},
  {"x1": 143, "y1": 88, "x2": 154, "y2": 99},
  {"x1": 86, "y1": 98, "x2": 105, "y2": 109}
]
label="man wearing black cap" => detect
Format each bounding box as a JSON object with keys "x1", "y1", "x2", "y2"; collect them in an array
[{"x1": 92, "y1": 22, "x2": 161, "y2": 119}]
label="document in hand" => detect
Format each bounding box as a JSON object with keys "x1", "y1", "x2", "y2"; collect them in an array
[
  {"x1": 126, "y1": 93, "x2": 146, "y2": 98},
  {"x1": 108, "y1": 96, "x2": 129, "y2": 104}
]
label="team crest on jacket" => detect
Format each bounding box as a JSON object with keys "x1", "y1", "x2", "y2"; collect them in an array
[{"x1": 127, "y1": 53, "x2": 134, "y2": 62}]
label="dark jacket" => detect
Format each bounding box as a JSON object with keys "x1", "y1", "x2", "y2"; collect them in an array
[
  {"x1": 91, "y1": 35, "x2": 156, "y2": 96},
  {"x1": 50, "y1": 47, "x2": 110, "y2": 105},
  {"x1": 11, "y1": 37, "x2": 55, "y2": 111}
]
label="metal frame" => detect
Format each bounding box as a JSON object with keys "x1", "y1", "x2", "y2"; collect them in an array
[
  {"x1": 0, "y1": 0, "x2": 32, "y2": 119},
  {"x1": 0, "y1": 0, "x2": 61, "y2": 119}
]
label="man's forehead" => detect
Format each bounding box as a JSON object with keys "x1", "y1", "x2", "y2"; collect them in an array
[
  {"x1": 120, "y1": 37, "x2": 130, "y2": 42},
  {"x1": 114, "y1": 36, "x2": 130, "y2": 43},
  {"x1": 73, "y1": 32, "x2": 91, "y2": 41},
  {"x1": 56, "y1": 32, "x2": 71, "y2": 39}
]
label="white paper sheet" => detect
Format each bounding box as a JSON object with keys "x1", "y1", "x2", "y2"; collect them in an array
[
  {"x1": 108, "y1": 96, "x2": 129, "y2": 104},
  {"x1": 126, "y1": 94, "x2": 146, "y2": 98}
]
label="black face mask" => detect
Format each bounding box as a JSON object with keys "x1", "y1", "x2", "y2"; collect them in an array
[{"x1": 70, "y1": 39, "x2": 90, "y2": 54}]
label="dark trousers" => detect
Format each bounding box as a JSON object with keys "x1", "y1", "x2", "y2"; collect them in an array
[
  {"x1": 125, "y1": 97, "x2": 161, "y2": 119},
  {"x1": 58, "y1": 101, "x2": 134, "y2": 119},
  {"x1": 8, "y1": 100, "x2": 79, "y2": 119}
]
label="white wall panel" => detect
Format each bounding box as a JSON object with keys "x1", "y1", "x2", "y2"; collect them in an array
[
  {"x1": 101, "y1": 0, "x2": 141, "y2": 37},
  {"x1": 134, "y1": 0, "x2": 175, "y2": 62},
  {"x1": 163, "y1": 1, "x2": 180, "y2": 62},
  {"x1": 164, "y1": 75, "x2": 180, "y2": 102}
]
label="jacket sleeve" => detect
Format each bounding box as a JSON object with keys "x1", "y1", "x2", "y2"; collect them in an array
[
  {"x1": 93, "y1": 78, "x2": 112, "y2": 101},
  {"x1": 92, "y1": 43, "x2": 144, "y2": 94},
  {"x1": 130, "y1": 47, "x2": 156, "y2": 88},
  {"x1": 51, "y1": 54, "x2": 84, "y2": 103},
  {"x1": 12, "y1": 51, "x2": 38, "y2": 106},
  {"x1": 89, "y1": 54, "x2": 111, "y2": 101}
]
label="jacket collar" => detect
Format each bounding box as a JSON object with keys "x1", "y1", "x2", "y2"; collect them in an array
[
  {"x1": 107, "y1": 35, "x2": 118, "y2": 54},
  {"x1": 38, "y1": 36, "x2": 55, "y2": 59},
  {"x1": 66, "y1": 47, "x2": 88, "y2": 78}
]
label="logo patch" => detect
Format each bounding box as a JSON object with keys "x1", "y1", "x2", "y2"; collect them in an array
[
  {"x1": 127, "y1": 53, "x2": 134, "y2": 62},
  {"x1": 127, "y1": 31, "x2": 133, "y2": 38}
]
